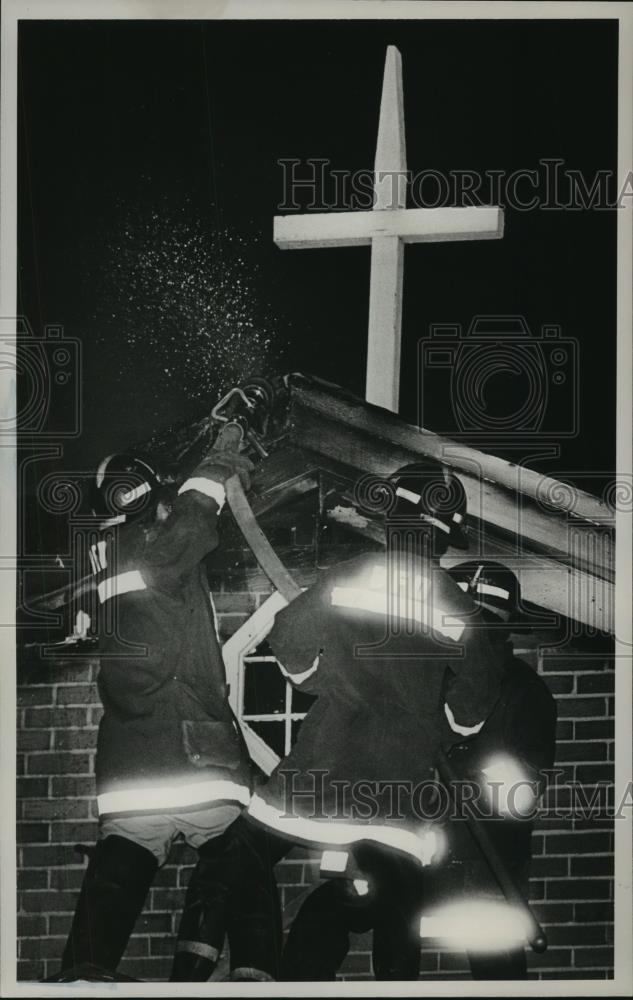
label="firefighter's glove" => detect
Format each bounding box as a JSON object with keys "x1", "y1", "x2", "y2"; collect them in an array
[{"x1": 199, "y1": 452, "x2": 255, "y2": 491}]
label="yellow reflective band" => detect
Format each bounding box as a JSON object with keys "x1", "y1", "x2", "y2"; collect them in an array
[
  {"x1": 444, "y1": 702, "x2": 484, "y2": 737},
  {"x1": 97, "y1": 778, "x2": 250, "y2": 816},
  {"x1": 176, "y1": 941, "x2": 219, "y2": 962},
  {"x1": 321, "y1": 849, "x2": 349, "y2": 873},
  {"x1": 248, "y1": 794, "x2": 437, "y2": 866},
  {"x1": 120, "y1": 481, "x2": 151, "y2": 505},
  {"x1": 330, "y1": 586, "x2": 465, "y2": 640},
  {"x1": 97, "y1": 569, "x2": 147, "y2": 604},
  {"x1": 178, "y1": 477, "x2": 226, "y2": 510}
]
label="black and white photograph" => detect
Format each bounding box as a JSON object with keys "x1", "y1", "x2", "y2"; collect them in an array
[{"x1": 1, "y1": 1, "x2": 632, "y2": 994}]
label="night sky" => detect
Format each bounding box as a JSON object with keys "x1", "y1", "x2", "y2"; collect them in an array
[{"x1": 17, "y1": 17, "x2": 618, "y2": 554}]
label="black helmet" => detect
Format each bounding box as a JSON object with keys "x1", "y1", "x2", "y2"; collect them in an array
[
  {"x1": 92, "y1": 453, "x2": 160, "y2": 526},
  {"x1": 448, "y1": 560, "x2": 528, "y2": 629},
  {"x1": 388, "y1": 459, "x2": 468, "y2": 549}
]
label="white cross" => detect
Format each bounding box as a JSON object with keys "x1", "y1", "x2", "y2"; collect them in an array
[{"x1": 274, "y1": 46, "x2": 504, "y2": 413}]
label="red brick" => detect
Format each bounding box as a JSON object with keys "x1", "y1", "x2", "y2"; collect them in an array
[
  {"x1": 556, "y1": 697, "x2": 608, "y2": 719},
  {"x1": 531, "y1": 901, "x2": 574, "y2": 924},
  {"x1": 152, "y1": 865, "x2": 178, "y2": 887},
  {"x1": 17, "y1": 777, "x2": 49, "y2": 798},
  {"x1": 17, "y1": 913, "x2": 47, "y2": 936},
  {"x1": 51, "y1": 776, "x2": 95, "y2": 797},
  {"x1": 17, "y1": 687, "x2": 54, "y2": 706},
  {"x1": 547, "y1": 878, "x2": 611, "y2": 901},
  {"x1": 577, "y1": 674, "x2": 615, "y2": 695},
  {"x1": 20, "y1": 936, "x2": 65, "y2": 959},
  {"x1": 24, "y1": 707, "x2": 90, "y2": 728},
  {"x1": 575, "y1": 764, "x2": 613, "y2": 784},
  {"x1": 525, "y1": 947, "x2": 572, "y2": 969},
  {"x1": 546, "y1": 675, "x2": 575, "y2": 695},
  {"x1": 546, "y1": 923, "x2": 609, "y2": 946},
  {"x1": 149, "y1": 888, "x2": 184, "y2": 911},
  {"x1": 49, "y1": 914, "x2": 72, "y2": 936},
  {"x1": 52, "y1": 729, "x2": 98, "y2": 750},
  {"x1": 50, "y1": 820, "x2": 98, "y2": 843},
  {"x1": 17, "y1": 822, "x2": 50, "y2": 844},
  {"x1": 17, "y1": 959, "x2": 45, "y2": 981},
  {"x1": 19, "y1": 890, "x2": 78, "y2": 912},
  {"x1": 438, "y1": 951, "x2": 471, "y2": 972},
  {"x1": 17, "y1": 869, "x2": 48, "y2": 889},
  {"x1": 570, "y1": 855, "x2": 614, "y2": 878},
  {"x1": 22, "y1": 799, "x2": 91, "y2": 821},
  {"x1": 56, "y1": 684, "x2": 99, "y2": 705},
  {"x1": 555, "y1": 720, "x2": 574, "y2": 740},
  {"x1": 554, "y1": 741, "x2": 609, "y2": 763},
  {"x1": 27, "y1": 752, "x2": 92, "y2": 775},
  {"x1": 134, "y1": 912, "x2": 174, "y2": 935},
  {"x1": 575, "y1": 720, "x2": 614, "y2": 740},
  {"x1": 574, "y1": 900, "x2": 614, "y2": 923},
  {"x1": 21, "y1": 845, "x2": 71, "y2": 867},
  {"x1": 573, "y1": 946, "x2": 614, "y2": 968},
  {"x1": 49, "y1": 868, "x2": 86, "y2": 891},
  {"x1": 544, "y1": 831, "x2": 611, "y2": 854},
  {"x1": 149, "y1": 935, "x2": 177, "y2": 956},
  {"x1": 17, "y1": 730, "x2": 51, "y2": 751},
  {"x1": 530, "y1": 856, "x2": 568, "y2": 878}
]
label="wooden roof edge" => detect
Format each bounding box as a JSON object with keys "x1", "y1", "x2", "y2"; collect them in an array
[{"x1": 286, "y1": 373, "x2": 614, "y2": 531}]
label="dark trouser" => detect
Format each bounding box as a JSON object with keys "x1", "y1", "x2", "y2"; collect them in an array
[
  {"x1": 282, "y1": 843, "x2": 424, "y2": 981},
  {"x1": 172, "y1": 815, "x2": 285, "y2": 981},
  {"x1": 61, "y1": 834, "x2": 158, "y2": 975}
]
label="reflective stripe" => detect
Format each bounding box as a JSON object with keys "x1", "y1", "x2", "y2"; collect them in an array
[
  {"x1": 99, "y1": 514, "x2": 126, "y2": 528},
  {"x1": 97, "y1": 778, "x2": 250, "y2": 816},
  {"x1": 453, "y1": 512, "x2": 463, "y2": 523},
  {"x1": 97, "y1": 569, "x2": 147, "y2": 604},
  {"x1": 419, "y1": 514, "x2": 451, "y2": 534},
  {"x1": 97, "y1": 540, "x2": 108, "y2": 569},
  {"x1": 353, "y1": 879, "x2": 370, "y2": 896},
  {"x1": 178, "y1": 477, "x2": 226, "y2": 511},
  {"x1": 277, "y1": 654, "x2": 320, "y2": 686},
  {"x1": 396, "y1": 486, "x2": 421, "y2": 504},
  {"x1": 248, "y1": 794, "x2": 437, "y2": 866},
  {"x1": 456, "y1": 581, "x2": 510, "y2": 601},
  {"x1": 444, "y1": 702, "x2": 484, "y2": 737},
  {"x1": 88, "y1": 548, "x2": 99, "y2": 576},
  {"x1": 176, "y1": 940, "x2": 219, "y2": 962},
  {"x1": 330, "y1": 586, "x2": 465, "y2": 640},
  {"x1": 321, "y1": 849, "x2": 349, "y2": 873},
  {"x1": 120, "y1": 481, "x2": 151, "y2": 505}
]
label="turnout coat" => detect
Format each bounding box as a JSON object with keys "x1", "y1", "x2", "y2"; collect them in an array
[
  {"x1": 444, "y1": 646, "x2": 557, "y2": 894},
  {"x1": 91, "y1": 460, "x2": 251, "y2": 820},
  {"x1": 248, "y1": 551, "x2": 506, "y2": 865}
]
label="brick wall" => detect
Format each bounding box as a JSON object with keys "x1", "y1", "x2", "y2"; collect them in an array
[{"x1": 16, "y1": 565, "x2": 615, "y2": 981}]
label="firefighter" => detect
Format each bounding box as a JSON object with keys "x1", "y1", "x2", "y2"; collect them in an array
[
  {"x1": 281, "y1": 559, "x2": 556, "y2": 981},
  {"x1": 427, "y1": 559, "x2": 557, "y2": 979},
  {"x1": 235, "y1": 459, "x2": 508, "y2": 980},
  {"x1": 59, "y1": 448, "x2": 279, "y2": 983}
]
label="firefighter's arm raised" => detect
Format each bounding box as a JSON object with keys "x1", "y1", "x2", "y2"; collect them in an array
[{"x1": 142, "y1": 452, "x2": 253, "y2": 579}]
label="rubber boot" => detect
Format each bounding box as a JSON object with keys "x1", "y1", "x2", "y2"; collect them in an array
[
  {"x1": 170, "y1": 832, "x2": 231, "y2": 982},
  {"x1": 60, "y1": 834, "x2": 158, "y2": 975}
]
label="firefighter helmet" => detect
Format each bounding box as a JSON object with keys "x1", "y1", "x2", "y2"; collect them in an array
[
  {"x1": 92, "y1": 453, "x2": 160, "y2": 526},
  {"x1": 388, "y1": 459, "x2": 468, "y2": 549},
  {"x1": 448, "y1": 560, "x2": 528, "y2": 629}
]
